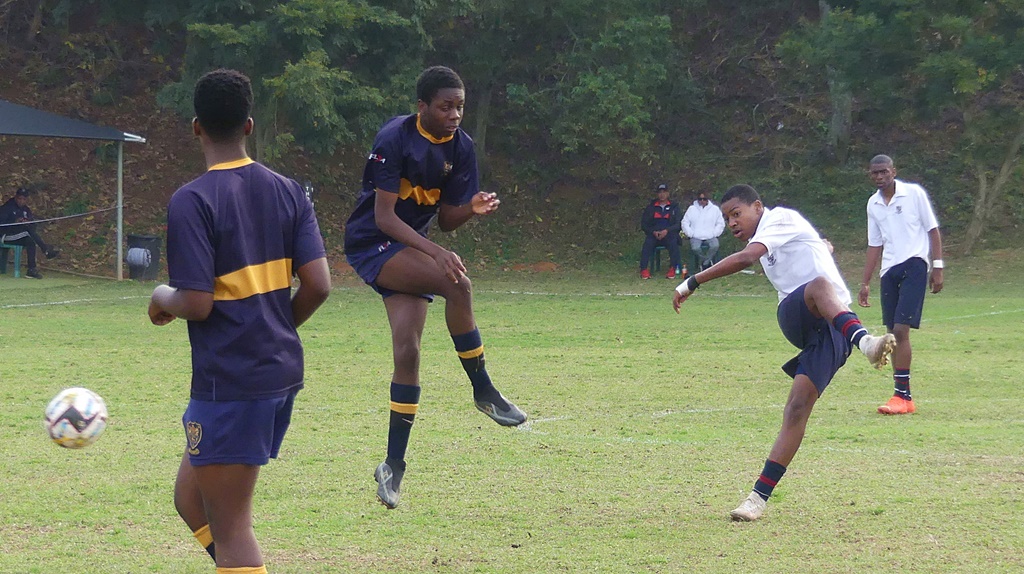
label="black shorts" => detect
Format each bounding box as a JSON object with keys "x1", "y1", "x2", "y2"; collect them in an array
[
  {"x1": 880, "y1": 257, "x2": 928, "y2": 329},
  {"x1": 777, "y1": 284, "x2": 852, "y2": 395}
]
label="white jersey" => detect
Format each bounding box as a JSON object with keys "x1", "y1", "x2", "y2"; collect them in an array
[
  {"x1": 866, "y1": 179, "x2": 939, "y2": 278},
  {"x1": 750, "y1": 206, "x2": 851, "y2": 305}
]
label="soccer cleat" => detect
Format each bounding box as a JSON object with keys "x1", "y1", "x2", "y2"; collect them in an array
[
  {"x1": 475, "y1": 393, "x2": 528, "y2": 427},
  {"x1": 640, "y1": 269, "x2": 651, "y2": 279},
  {"x1": 374, "y1": 459, "x2": 406, "y2": 509},
  {"x1": 26, "y1": 268, "x2": 42, "y2": 279},
  {"x1": 665, "y1": 268, "x2": 677, "y2": 279},
  {"x1": 877, "y1": 396, "x2": 916, "y2": 415},
  {"x1": 730, "y1": 491, "x2": 767, "y2": 522},
  {"x1": 45, "y1": 248, "x2": 60, "y2": 259},
  {"x1": 859, "y1": 333, "x2": 896, "y2": 369}
]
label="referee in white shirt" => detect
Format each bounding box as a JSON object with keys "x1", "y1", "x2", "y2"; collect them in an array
[{"x1": 858, "y1": 154, "x2": 944, "y2": 416}]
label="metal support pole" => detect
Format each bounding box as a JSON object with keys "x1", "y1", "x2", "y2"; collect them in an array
[{"x1": 117, "y1": 141, "x2": 124, "y2": 281}]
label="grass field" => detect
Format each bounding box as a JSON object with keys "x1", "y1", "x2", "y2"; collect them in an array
[{"x1": 1, "y1": 251, "x2": 1023, "y2": 573}]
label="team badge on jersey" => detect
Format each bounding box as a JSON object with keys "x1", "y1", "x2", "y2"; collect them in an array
[
  {"x1": 186, "y1": 421, "x2": 203, "y2": 455},
  {"x1": 443, "y1": 161, "x2": 453, "y2": 177}
]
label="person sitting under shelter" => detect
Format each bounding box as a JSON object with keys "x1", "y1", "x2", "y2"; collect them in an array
[{"x1": 0, "y1": 187, "x2": 60, "y2": 279}]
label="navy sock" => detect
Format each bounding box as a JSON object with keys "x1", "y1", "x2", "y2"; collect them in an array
[
  {"x1": 832, "y1": 311, "x2": 868, "y2": 348},
  {"x1": 893, "y1": 368, "x2": 911, "y2": 400},
  {"x1": 452, "y1": 329, "x2": 503, "y2": 403},
  {"x1": 753, "y1": 459, "x2": 787, "y2": 501},
  {"x1": 387, "y1": 383, "x2": 420, "y2": 463}
]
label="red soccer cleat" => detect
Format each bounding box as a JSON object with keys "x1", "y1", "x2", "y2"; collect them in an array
[{"x1": 877, "y1": 396, "x2": 916, "y2": 415}]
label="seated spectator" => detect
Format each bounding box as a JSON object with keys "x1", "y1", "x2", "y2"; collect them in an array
[
  {"x1": 639, "y1": 183, "x2": 682, "y2": 279},
  {"x1": 0, "y1": 187, "x2": 60, "y2": 279},
  {"x1": 682, "y1": 191, "x2": 725, "y2": 272}
]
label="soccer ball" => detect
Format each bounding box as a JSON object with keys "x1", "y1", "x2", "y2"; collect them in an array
[{"x1": 43, "y1": 387, "x2": 108, "y2": 449}]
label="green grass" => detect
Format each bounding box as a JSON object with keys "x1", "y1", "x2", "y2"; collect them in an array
[{"x1": 1, "y1": 251, "x2": 1023, "y2": 573}]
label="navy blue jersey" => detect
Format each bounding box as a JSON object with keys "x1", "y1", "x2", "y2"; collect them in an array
[
  {"x1": 344, "y1": 114, "x2": 479, "y2": 252},
  {"x1": 166, "y1": 158, "x2": 327, "y2": 401}
]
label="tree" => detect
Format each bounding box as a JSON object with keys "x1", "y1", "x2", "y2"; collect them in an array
[
  {"x1": 154, "y1": 0, "x2": 450, "y2": 162},
  {"x1": 437, "y1": 0, "x2": 683, "y2": 185},
  {"x1": 779, "y1": 0, "x2": 1024, "y2": 252}
]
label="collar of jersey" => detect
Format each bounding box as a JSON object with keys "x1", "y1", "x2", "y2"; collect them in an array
[
  {"x1": 208, "y1": 157, "x2": 255, "y2": 171},
  {"x1": 416, "y1": 115, "x2": 454, "y2": 144},
  {"x1": 874, "y1": 179, "x2": 906, "y2": 203}
]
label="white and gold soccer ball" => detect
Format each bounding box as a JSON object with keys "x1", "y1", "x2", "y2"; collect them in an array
[{"x1": 44, "y1": 387, "x2": 108, "y2": 449}]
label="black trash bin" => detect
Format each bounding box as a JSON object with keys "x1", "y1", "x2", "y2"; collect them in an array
[{"x1": 126, "y1": 234, "x2": 161, "y2": 281}]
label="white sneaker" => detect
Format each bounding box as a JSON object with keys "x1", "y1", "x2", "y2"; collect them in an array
[
  {"x1": 859, "y1": 333, "x2": 896, "y2": 369},
  {"x1": 730, "y1": 492, "x2": 767, "y2": 522}
]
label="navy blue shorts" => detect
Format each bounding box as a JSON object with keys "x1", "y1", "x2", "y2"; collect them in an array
[
  {"x1": 182, "y1": 390, "x2": 298, "y2": 466},
  {"x1": 777, "y1": 284, "x2": 852, "y2": 395},
  {"x1": 346, "y1": 240, "x2": 434, "y2": 301},
  {"x1": 880, "y1": 257, "x2": 927, "y2": 330}
]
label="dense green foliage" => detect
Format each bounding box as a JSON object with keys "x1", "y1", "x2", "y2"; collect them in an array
[{"x1": 2, "y1": 0, "x2": 1023, "y2": 259}]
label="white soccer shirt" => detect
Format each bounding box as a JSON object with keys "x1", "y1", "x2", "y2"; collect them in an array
[
  {"x1": 750, "y1": 206, "x2": 851, "y2": 305},
  {"x1": 866, "y1": 179, "x2": 940, "y2": 278}
]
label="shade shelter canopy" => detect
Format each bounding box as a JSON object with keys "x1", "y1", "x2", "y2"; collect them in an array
[{"x1": 0, "y1": 98, "x2": 147, "y2": 279}]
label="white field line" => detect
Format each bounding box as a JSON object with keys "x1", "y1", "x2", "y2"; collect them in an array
[{"x1": 0, "y1": 295, "x2": 150, "y2": 309}]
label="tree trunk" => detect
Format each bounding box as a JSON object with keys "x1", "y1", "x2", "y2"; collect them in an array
[
  {"x1": 473, "y1": 81, "x2": 493, "y2": 182},
  {"x1": 819, "y1": 1, "x2": 851, "y2": 164},
  {"x1": 962, "y1": 112, "x2": 1024, "y2": 254},
  {"x1": 25, "y1": 0, "x2": 44, "y2": 45},
  {"x1": 827, "y1": 74, "x2": 852, "y2": 163}
]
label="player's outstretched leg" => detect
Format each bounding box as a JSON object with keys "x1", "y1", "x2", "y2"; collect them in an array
[
  {"x1": 452, "y1": 328, "x2": 527, "y2": 426},
  {"x1": 807, "y1": 276, "x2": 896, "y2": 369},
  {"x1": 732, "y1": 376, "x2": 817, "y2": 522}
]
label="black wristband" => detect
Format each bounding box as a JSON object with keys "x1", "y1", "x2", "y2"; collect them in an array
[{"x1": 686, "y1": 275, "x2": 700, "y2": 291}]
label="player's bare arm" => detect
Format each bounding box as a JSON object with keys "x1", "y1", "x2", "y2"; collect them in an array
[
  {"x1": 437, "y1": 191, "x2": 499, "y2": 232},
  {"x1": 928, "y1": 227, "x2": 944, "y2": 294},
  {"x1": 291, "y1": 257, "x2": 331, "y2": 327},
  {"x1": 148, "y1": 284, "x2": 214, "y2": 324},
  {"x1": 859, "y1": 245, "x2": 883, "y2": 307},
  {"x1": 674, "y1": 243, "x2": 765, "y2": 312},
  {"x1": 373, "y1": 188, "x2": 467, "y2": 282}
]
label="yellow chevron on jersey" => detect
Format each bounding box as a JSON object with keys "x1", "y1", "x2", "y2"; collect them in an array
[
  {"x1": 214, "y1": 258, "x2": 292, "y2": 301},
  {"x1": 399, "y1": 178, "x2": 442, "y2": 206}
]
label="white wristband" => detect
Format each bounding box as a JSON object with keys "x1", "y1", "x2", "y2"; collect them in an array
[
  {"x1": 675, "y1": 276, "x2": 700, "y2": 296},
  {"x1": 932, "y1": 259, "x2": 944, "y2": 269}
]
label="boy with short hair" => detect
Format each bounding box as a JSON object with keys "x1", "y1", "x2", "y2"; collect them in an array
[
  {"x1": 148, "y1": 68, "x2": 331, "y2": 572},
  {"x1": 859, "y1": 154, "x2": 944, "y2": 415},
  {"x1": 343, "y1": 65, "x2": 526, "y2": 510},
  {"x1": 672, "y1": 184, "x2": 895, "y2": 521}
]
